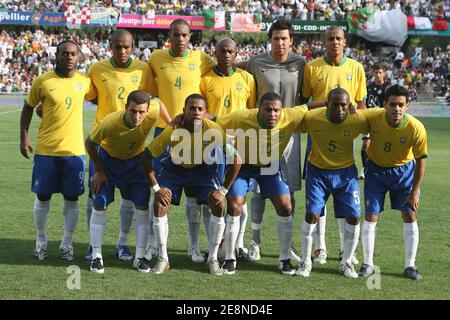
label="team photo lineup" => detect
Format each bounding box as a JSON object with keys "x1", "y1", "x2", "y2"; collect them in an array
[{"x1": 16, "y1": 15, "x2": 429, "y2": 282}]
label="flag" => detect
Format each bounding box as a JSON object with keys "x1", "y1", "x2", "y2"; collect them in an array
[
  {"x1": 407, "y1": 16, "x2": 432, "y2": 30},
  {"x1": 432, "y1": 19, "x2": 448, "y2": 31},
  {"x1": 347, "y1": 8, "x2": 407, "y2": 47},
  {"x1": 65, "y1": 5, "x2": 91, "y2": 26},
  {"x1": 203, "y1": 10, "x2": 225, "y2": 29}
]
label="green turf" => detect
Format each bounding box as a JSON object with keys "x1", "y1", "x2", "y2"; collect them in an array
[{"x1": 1, "y1": 105, "x2": 449, "y2": 300}]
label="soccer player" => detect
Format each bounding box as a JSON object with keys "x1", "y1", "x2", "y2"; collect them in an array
[
  {"x1": 216, "y1": 92, "x2": 308, "y2": 275},
  {"x1": 19, "y1": 40, "x2": 95, "y2": 261},
  {"x1": 302, "y1": 26, "x2": 367, "y2": 265},
  {"x1": 296, "y1": 88, "x2": 368, "y2": 279},
  {"x1": 359, "y1": 85, "x2": 427, "y2": 280},
  {"x1": 85, "y1": 29, "x2": 167, "y2": 262},
  {"x1": 359, "y1": 64, "x2": 388, "y2": 180},
  {"x1": 140, "y1": 94, "x2": 241, "y2": 275},
  {"x1": 147, "y1": 19, "x2": 215, "y2": 263},
  {"x1": 84, "y1": 90, "x2": 166, "y2": 274},
  {"x1": 200, "y1": 37, "x2": 256, "y2": 260},
  {"x1": 244, "y1": 19, "x2": 306, "y2": 262}
]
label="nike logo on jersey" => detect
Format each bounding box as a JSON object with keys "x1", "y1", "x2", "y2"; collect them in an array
[
  {"x1": 102, "y1": 78, "x2": 108, "y2": 82},
  {"x1": 160, "y1": 66, "x2": 167, "y2": 69},
  {"x1": 49, "y1": 88, "x2": 56, "y2": 91}
]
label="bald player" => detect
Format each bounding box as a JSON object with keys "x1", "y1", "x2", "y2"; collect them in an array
[
  {"x1": 302, "y1": 26, "x2": 367, "y2": 265},
  {"x1": 200, "y1": 38, "x2": 256, "y2": 260},
  {"x1": 85, "y1": 29, "x2": 169, "y2": 262}
]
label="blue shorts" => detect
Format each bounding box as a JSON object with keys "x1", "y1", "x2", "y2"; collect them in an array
[
  {"x1": 152, "y1": 127, "x2": 168, "y2": 176},
  {"x1": 364, "y1": 160, "x2": 416, "y2": 214},
  {"x1": 32, "y1": 155, "x2": 85, "y2": 197},
  {"x1": 305, "y1": 163, "x2": 361, "y2": 218},
  {"x1": 92, "y1": 147, "x2": 150, "y2": 209},
  {"x1": 158, "y1": 159, "x2": 222, "y2": 206},
  {"x1": 228, "y1": 164, "x2": 290, "y2": 199},
  {"x1": 302, "y1": 134, "x2": 313, "y2": 180}
]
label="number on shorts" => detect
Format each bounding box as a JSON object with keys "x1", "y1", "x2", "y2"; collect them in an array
[{"x1": 353, "y1": 191, "x2": 360, "y2": 205}]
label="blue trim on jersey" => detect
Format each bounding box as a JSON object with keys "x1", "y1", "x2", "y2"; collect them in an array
[
  {"x1": 364, "y1": 159, "x2": 416, "y2": 214},
  {"x1": 32, "y1": 155, "x2": 85, "y2": 197},
  {"x1": 305, "y1": 162, "x2": 361, "y2": 218},
  {"x1": 228, "y1": 164, "x2": 290, "y2": 199},
  {"x1": 91, "y1": 147, "x2": 149, "y2": 209}
]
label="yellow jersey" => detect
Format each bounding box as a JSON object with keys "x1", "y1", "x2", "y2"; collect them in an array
[
  {"x1": 88, "y1": 58, "x2": 153, "y2": 125},
  {"x1": 365, "y1": 108, "x2": 428, "y2": 167},
  {"x1": 216, "y1": 106, "x2": 307, "y2": 166},
  {"x1": 89, "y1": 98, "x2": 161, "y2": 160},
  {"x1": 147, "y1": 118, "x2": 228, "y2": 169},
  {"x1": 200, "y1": 67, "x2": 256, "y2": 117},
  {"x1": 26, "y1": 70, "x2": 95, "y2": 156},
  {"x1": 148, "y1": 49, "x2": 215, "y2": 127},
  {"x1": 302, "y1": 56, "x2": 367, "y2": 105},
  {"x1": 300, "y1": 107, "x2": 369, "y2": 169}
]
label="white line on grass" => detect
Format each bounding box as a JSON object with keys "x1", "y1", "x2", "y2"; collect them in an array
[{"x1": 0, "y1": 109, "x2": 21, "y2": 115}]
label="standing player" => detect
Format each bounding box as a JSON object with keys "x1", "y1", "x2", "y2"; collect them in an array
[
  {"x1": 296, "y1": 88, "x2": 368, "y2": 279},
  {"x1": 140, "y1": 94, "x2": 241, "y2": 275},
  {"x1": 85, "y1": 29, "x2": 164, "y2": 262},
  {"x1": 359, "y1": 64, "x2": 388, "y2": 179},
  {"x1": 244, "y1": 19, "x2": 306, "y2": 262},
  {"x1": 85, "y1": 90, "x2": 166, "y2": 273},
  {"x1": 359, "y1": 85, "x2": 427, "y2": 280},
  {"x1": 147, "y1": 19, "x2": 215, "y2": 263},
  {"x1": 19, "y1": 40, "x2": 95, "y2": 260},
  {"x1": 302, "y1": 26, "x2": 367, "y2": 264},
  {"x1": 216, "y1": 92, "x2": 309, "y2": 275},
  {"x1": 200, "y1": 37, "x2": 256, "y2": 260}
]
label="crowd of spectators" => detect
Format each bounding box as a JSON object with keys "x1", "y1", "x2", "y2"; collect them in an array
[
  {"x1": 0, "y1": 28, "x2": 448, "y2": 103},
  {"x1": 0, "y1": 0, "x2": 449, "y2": 21}
]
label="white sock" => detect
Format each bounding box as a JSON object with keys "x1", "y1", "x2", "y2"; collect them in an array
[
  {"x1": 208, "y1": 215, "x2": 225, "y2": 261},
  {"x1": 90, "y1": 209, "x2": 106, "y2": 259},
  {"x1": 153, "y1": 215, "x2": 169, "y2": 261},
  {"x1": 224, "y1": 215, "x2": 240, "y2": 260},
  {"x1": 251, "y1": 192, "x2": 265, "y2": 245},
  {"x1": 404, "y1": 221, "x2": 419, "y2": 269},
  {"x1": 186, "y1": 197, "x2": 201, "y2": 248},
  {"x1": 147, "y1": 198, "x2": 156, "y2": 249},
  {"x1": 86, "y1": 197, "x2": 93, "y2": 233},
  {"x1": 314, "y1": 207, "x2": 327, "y2": 251},
  {"x1": 343, "y1": 222, "x2": 360, "y2": 265},
  {"x1": 301, "y1": 221, "x2": 316, "y2": 263},
  {"x1": 362, "y1": 220, "x2": 377, "y2": 266},
  {"x1": 61, "y1": 199, "x2": 79, "y2": 247},
  {"x1": 277, "y1": 215, "x2": 293, "y2": 261},
  {"x1": 34, "y1": 198, "x2": 50, "y2": 244},
  {"x1": 135, "y1": 209, "x2": 149, "y2": 259},
  {"x1": 117, "y1": 199, "x2": 134, "y2": 246},
  {"x1": 338, "y1": 218, "x2": 346, "y2": 253},
  {"x1": 202, "y1": 204, "x2": 212, "y2": 242},
  {"x1": 236, "y1": 203, "x2": 248, "y2": 249}
]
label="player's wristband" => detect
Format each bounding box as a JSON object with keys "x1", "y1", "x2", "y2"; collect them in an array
[
  {"x1": 218, "y1": 186, "x2": 229, "y2": 197},
  {"x1": 152, "y1": 184, "x2": 160, "y2": 193}
]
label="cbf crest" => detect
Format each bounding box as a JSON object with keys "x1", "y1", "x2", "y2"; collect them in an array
[
  {"x1": 132, "y1": 76, "x2": 139, "y2": 83},
  {"x1": 343, "y1": 130, "x2": 351, "y2": 137},
  {"x1": 76, "y1": 82, "x2": 83, "y2": 91},
  {"x1": 236, "y1": 83, "x2": 243, "y2": 91},
  {"x1": 346, "y1": 74, "x2": 353, "y2": 80},
  {"x1": 189, "y1": 63, "x2": 195, "y2": 71},
  {"x1": 288, "y1": 64, "x2": 298, "y2": 73},
  {"x1": 400, "y1": 136, "x2": 408, "y2": 144}
]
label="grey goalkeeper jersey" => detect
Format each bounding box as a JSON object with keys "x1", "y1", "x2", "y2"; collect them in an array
[
  {"x1": 247, "y1": 51, "x2": 306, "y2": 191},
  {"x1": 246, "y1": 51, "x2": 306, "y2": 107}
]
